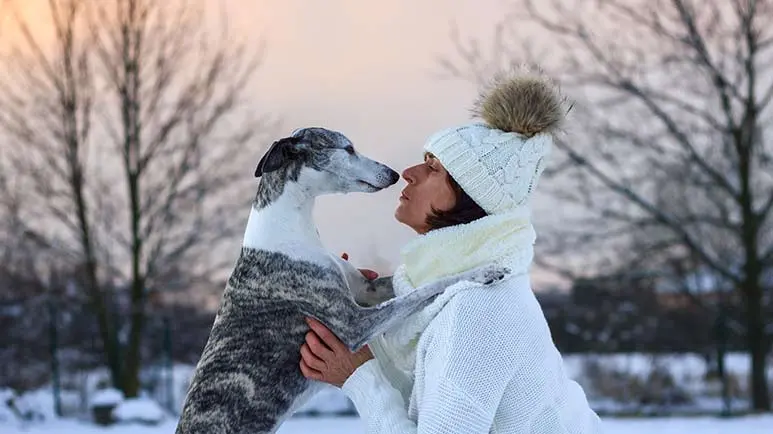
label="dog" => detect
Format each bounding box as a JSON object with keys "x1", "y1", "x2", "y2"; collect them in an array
[{"x1": 175, "y1": 127, "x2": 509, "y2": 434}]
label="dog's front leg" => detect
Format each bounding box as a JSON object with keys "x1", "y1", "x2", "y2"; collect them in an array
[
  {"x1": 334, "y1": 256, "x2": 395, "y2": 307},
  {"x1": 307, "y1": 264, "x2": 510, "y2": 351},
  {"x1": 351, "y1": 275, "x2": 395, "y2": 307}
]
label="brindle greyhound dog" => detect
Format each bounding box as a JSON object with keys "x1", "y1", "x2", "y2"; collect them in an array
[{"x1": 175, "y1": 127, "x2": 509, "y2": 434}]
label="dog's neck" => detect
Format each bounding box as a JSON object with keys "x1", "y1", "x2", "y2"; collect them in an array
[{"x1": 243, "y1": 181, "x2": 325, "y2": 258}]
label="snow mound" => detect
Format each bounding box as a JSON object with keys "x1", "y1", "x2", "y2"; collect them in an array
[
  {"x1": 13, "y1": 389, "x2": 56, "y2": 421},
  {"x1": 0, "y1": 388, "x2": 73, "y2": 422},
  {"x1": 89, "y1": 388, "x2": 124, "y2": 407},
  {"x1": 0, "y1": 389, "x2": 17, "y2": 422},
  {"x1": 112, "y1": 398, "x2": 166, "y2": 425}
]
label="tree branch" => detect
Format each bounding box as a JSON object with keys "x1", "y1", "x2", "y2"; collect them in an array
[{"x1": 553, "y1": 137, "x2": 740, "y2": 283}]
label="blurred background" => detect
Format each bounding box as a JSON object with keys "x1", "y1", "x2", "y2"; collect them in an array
[{"x1": 0, "y1": 0, "x2": 771, "y2": 433}]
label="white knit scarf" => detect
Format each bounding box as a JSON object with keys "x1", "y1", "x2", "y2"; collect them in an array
[{"x1": 370, "y1": 207, "x2": 537, "y2": 381}]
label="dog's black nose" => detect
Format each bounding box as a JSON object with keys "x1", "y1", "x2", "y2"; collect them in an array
[{"x1": 388, "y1": 169, "x2": 400, "y2": 185}]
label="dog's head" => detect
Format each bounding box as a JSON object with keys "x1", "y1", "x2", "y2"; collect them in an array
[{"x1": 255, "y1": 127, "x2": 399, "y2": 195}]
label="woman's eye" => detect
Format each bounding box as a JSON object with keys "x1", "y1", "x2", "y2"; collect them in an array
[{"x1": 345, "y1": 146, "x2": 355, "y2": 155}]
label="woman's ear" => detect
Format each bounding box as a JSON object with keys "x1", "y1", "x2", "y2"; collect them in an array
[{"x1": 255, "y1": 137, "x2": 305, "y2": 177}]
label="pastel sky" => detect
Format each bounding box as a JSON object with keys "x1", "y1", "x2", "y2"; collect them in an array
[{"x1": 2, "y1": 0, "x2": 561, "y2": 287}]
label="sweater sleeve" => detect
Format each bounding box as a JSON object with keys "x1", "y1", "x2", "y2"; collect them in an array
[
  {"x1": 341, "y1": 290, "x2": 523, "y2": 434},
  {"x1": 342, "y1": 356, "x2": 501, "y2": 434},
  {"x1": 341, "y1": 359, "x2": 417, "y2": 433}
]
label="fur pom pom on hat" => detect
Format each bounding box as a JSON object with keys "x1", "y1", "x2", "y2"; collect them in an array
[
  {"x1": 424, "y1": 69, "x2": 569, "y2": 215},
  {"x1": 473, "y1": 72, "x2": 567, "y2": 137}
]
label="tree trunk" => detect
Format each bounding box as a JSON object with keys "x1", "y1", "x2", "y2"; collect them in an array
[
  {"x1": 737, "y1": 111, "x2": 770, "y2": 411},
  {"x1": 745, "y1": 281, "x2": 771, "y2": 411},
  {"x1": 121, "y1": 118, "x2": 145, "y2": 398},
  {"x1": 122, "y1": 286, "x2": 146, "y2": 397},
  {"x1": 119, "y1": 0, "x2": 145, "y2": 396},
  {"x1": 121, "y1": 169, "x2": 146, "y2": 397},
  {"x1": 71, "y1": 154, "x2": 122, "y2": 390}
]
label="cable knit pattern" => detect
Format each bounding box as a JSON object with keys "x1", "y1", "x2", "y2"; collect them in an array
[
  {"x1": 424, "y1": 123, "x2": 552, "y2": 215},
  {"x1": 341, "y1": 212, "x2": 603, "y2": 433}
]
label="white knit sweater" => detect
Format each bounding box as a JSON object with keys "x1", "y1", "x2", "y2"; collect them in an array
[{"x1": 341, "y1": 210, "x2": 603, "y2": 433}]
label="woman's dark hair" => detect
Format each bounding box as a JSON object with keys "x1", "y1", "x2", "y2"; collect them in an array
[{"x1": 426, "y1": 175, "x2": 488, "y2": 230}]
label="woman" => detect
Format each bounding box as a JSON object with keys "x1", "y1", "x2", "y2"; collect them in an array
[{"x1": 299, "y1": 71, "x2": 602, "y2": 433}]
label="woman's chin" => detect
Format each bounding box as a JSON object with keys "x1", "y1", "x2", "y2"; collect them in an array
[
  {"x1": 394, "y1": 207, "x2": 424, "y2": 233},
  {"x1": 394, "y1": 206, "x2": 405, "y2": 224},
  {"x1": 394, "y1": 205, "x2": 412, "y2": 226}
]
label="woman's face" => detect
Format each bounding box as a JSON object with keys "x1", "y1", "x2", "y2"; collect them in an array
[{"x1": 395, "y1": 153, "x2": 457, "y2": 234}]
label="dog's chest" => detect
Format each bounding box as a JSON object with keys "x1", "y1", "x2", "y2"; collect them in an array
[{"x1": 226, "y1": 248, "x2": 348, "y2": 300}]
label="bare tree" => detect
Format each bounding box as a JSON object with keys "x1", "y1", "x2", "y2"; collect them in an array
[
  {"x1": 0, "y1": 0, "x2": 269, "y2": 397},
  {"x1": 0, "y1": 0, "x2": 120, "y2": 388},
  {"x1": 441, "y1": 0, "x2": 773, "y2": 411}
]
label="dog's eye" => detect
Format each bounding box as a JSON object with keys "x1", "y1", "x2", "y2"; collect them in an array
[{"x1": 345, "y1": 146, "x2": 355, "y2": 155}]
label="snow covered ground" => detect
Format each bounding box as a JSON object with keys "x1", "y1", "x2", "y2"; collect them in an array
[
  {"x1": 2, "y1": 415, "x2": 773, "y2": 434},
  {"x1": 50, "y1": 353, "x2": 772, "y2": 417},
  {"x1": 2, "y1": 352, "x2": 771, "y2": 432}
]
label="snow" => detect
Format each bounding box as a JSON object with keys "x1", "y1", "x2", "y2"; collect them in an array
[
  {"x1": 2, "y1": 353, "x2": 770, "y2": 432},
  {"x1": 0, "y1": 389, "x2": 17, "y2": 422},
  {"x1": 602, "y1": 414, "x2": 773, "y2": 433},
  {"x1": 89, "y1": 388, "x2": 124, "y2": 407},
  {"x1": 295, "y1": 385, "x2": 355, "y2": 415},
  {"x1": 11, "y1": 389, "x2": 58, "y2": 421},
  {"x1": 1, "y1": 415, "x2": 772, "y2": 433},
  {"x1": 561, "y1": 352, "x2": 773, "y2": 401},
  {"x1": 112, "y1": 398, "x2": 167, "y2": 424},
  {"x1": 0, "y1": 388, "x2": 81, "y2": 422}
]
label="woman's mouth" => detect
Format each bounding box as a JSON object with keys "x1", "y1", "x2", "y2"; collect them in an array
[{"x1": 400, "y1": 191, "x2": 409, "y2": 201}]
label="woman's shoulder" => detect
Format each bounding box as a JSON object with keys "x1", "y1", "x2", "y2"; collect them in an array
[
  {"x1": 448, "y1": 272, "x2": 539, "y2": 309},
  {"x1": 432, "y1": 273, "x2": 550, "y2": 339},
  {"x1": 418, "y1": 273, "x2": 556, "y2": 380}
]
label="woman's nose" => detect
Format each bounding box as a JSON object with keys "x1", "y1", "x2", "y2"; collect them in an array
[{"x1": 402, "y1": 166, "x2": 416, "y2": 184}]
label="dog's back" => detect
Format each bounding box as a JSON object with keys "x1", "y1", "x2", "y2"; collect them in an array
[{"x1": 176, "y1": 248, "x2": 346, "y2": 434}]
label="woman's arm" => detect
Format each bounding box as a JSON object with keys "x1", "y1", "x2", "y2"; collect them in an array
[
  {"x1": 341, "y1": 359, "x2": 419, "y2": 432},
  {"x1": 301, "y1": 311, "x2": 515, "y2": 434},
  {"x1": 342, "y1": 356, "x2": 502, "y2": 434}
]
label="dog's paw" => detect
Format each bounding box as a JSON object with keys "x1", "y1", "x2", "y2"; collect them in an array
[{"x1": 469, "y1": 265, "x2": 510, "y2": 285}]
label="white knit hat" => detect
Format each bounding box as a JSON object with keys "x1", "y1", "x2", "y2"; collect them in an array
[{"x1": 425, "y1": 71, "x2": 568, "y2": 215}]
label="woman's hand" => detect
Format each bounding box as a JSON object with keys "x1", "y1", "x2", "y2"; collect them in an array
[{"x1": 300, "y1": 317, "x2": 374, "y2": 387}]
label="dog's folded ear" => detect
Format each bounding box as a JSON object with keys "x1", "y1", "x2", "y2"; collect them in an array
[{"x1": 255, "y1": 136, "x2": 305, "y2": 177}]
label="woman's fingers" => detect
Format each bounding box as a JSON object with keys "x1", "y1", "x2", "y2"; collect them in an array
[
  {"x1": 358, "y1": 268, "x2": 379, "y2": 280},
  {"x1": 300, "y1": 343, "x2": 327, "y2": 371},
  {"x1": 305, "y1": 329, "x2": 334, "y2": 358},
  {"x1": 340, "y1": 252, "x2": 378, "y2": 279},
  {"x1": 299, "y1": 358, "x2": 323, "y2": 381},
  {"x1": 300, "y1": 318, "x2": 376, "y2": 388},
  {"x1": 306, "y1": 318, "x2": 346, "y2": 352}
]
